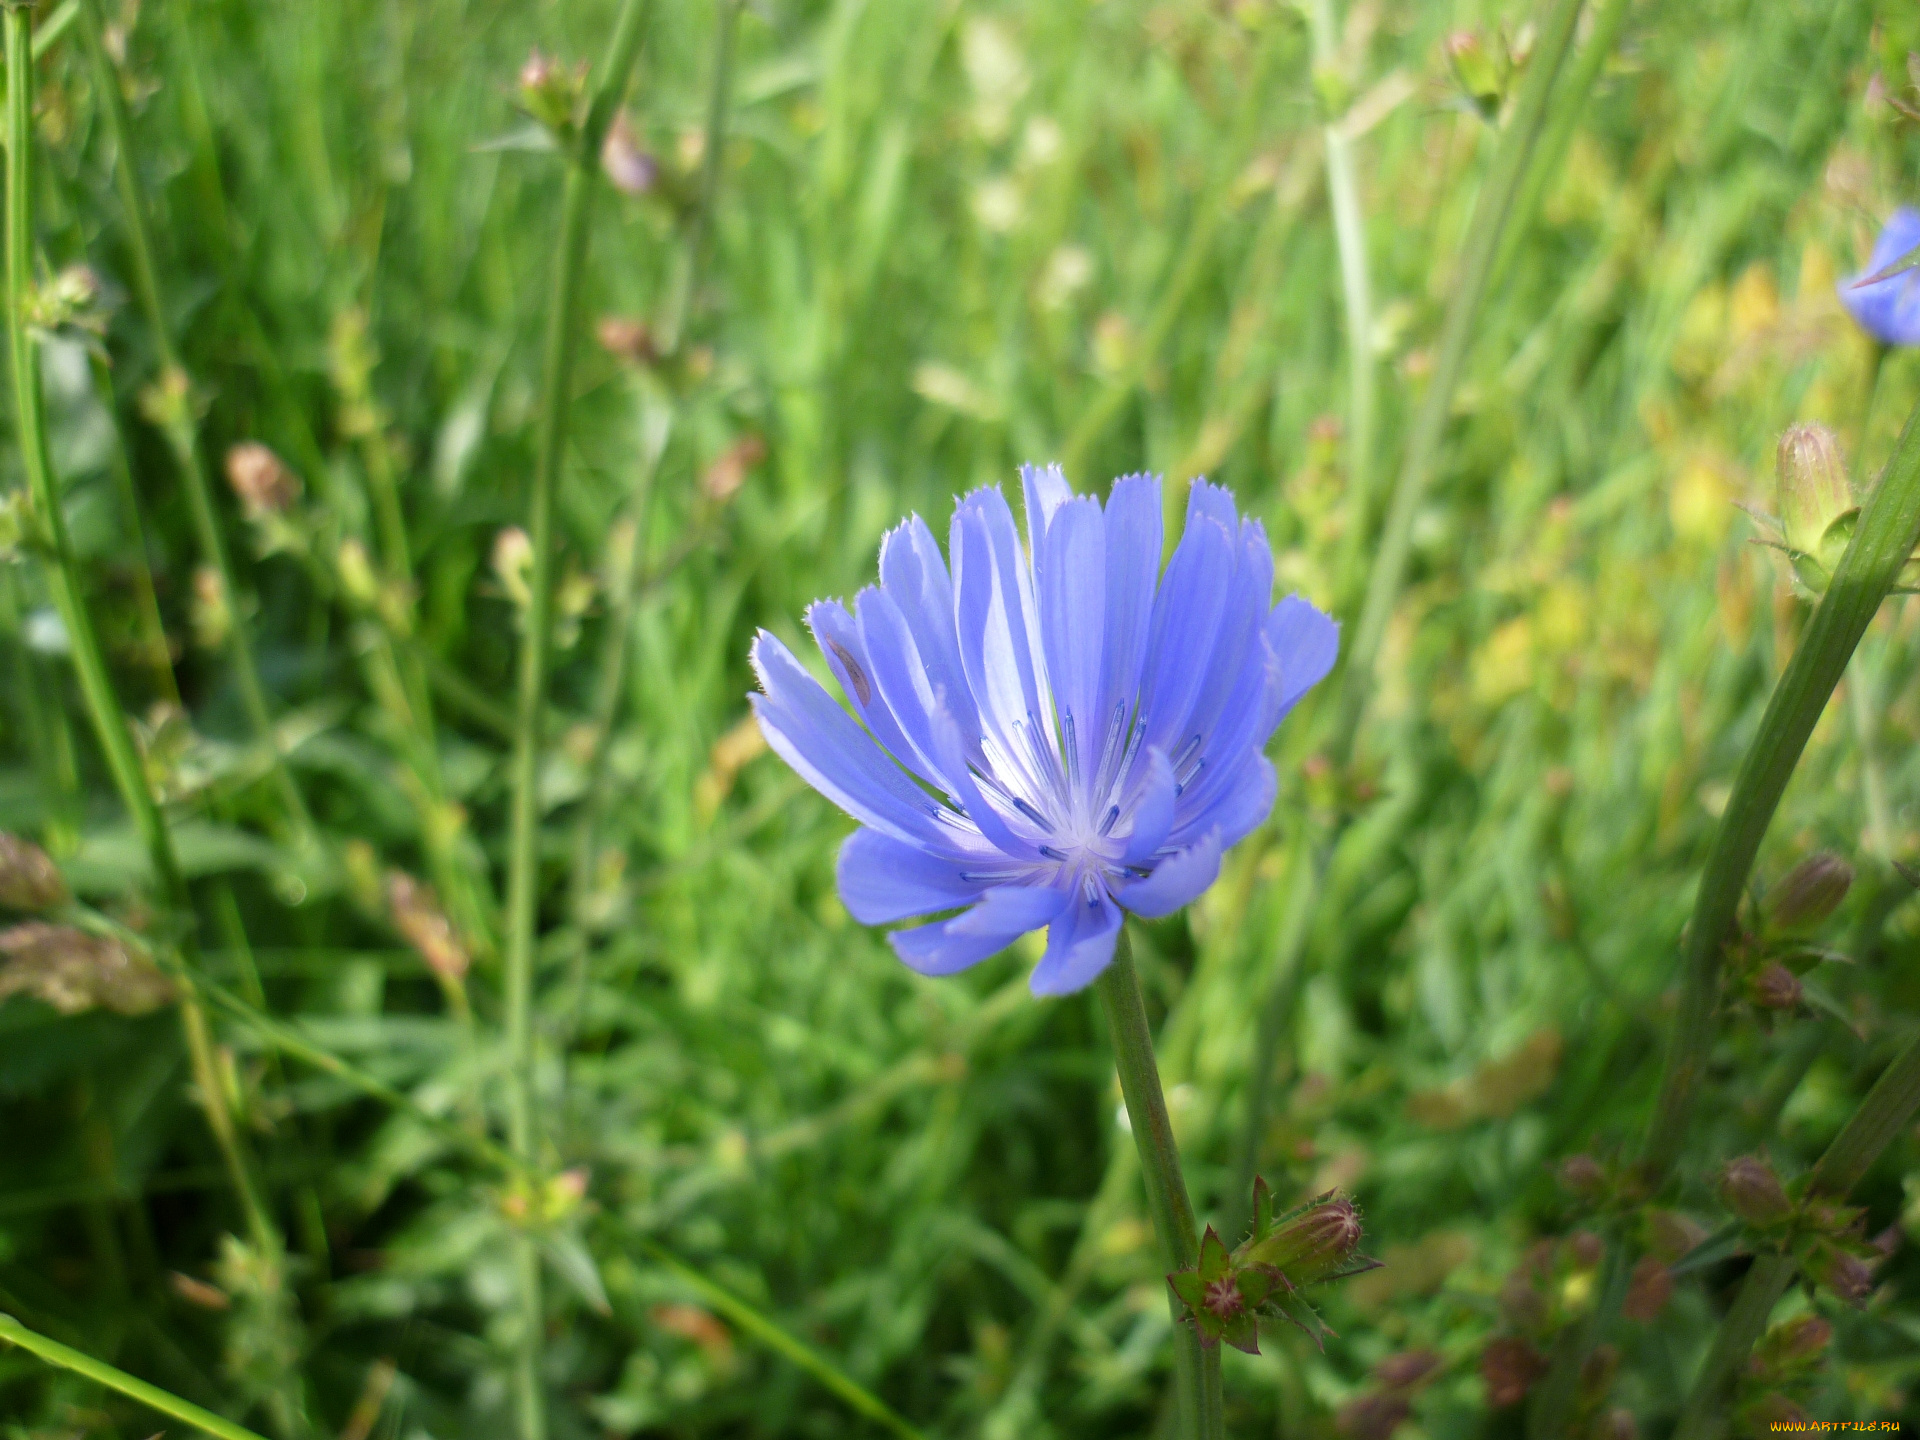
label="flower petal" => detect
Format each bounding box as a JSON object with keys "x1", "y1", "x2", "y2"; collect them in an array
[
  {"x1": 1117, "y1": 829, "x2": 1224, "y2": 919},
  {"x1": 836, "y1": 828, "x2": 991, "y2": 924},
  {"x1": 749, "y1": 630, "x2": 948, "y2": 847},
  {"x1": 1122, "y1": 746, "x2": 1177, "y2": 867},
  {"x1": 1173, "y1": 755, "x2": 1275, "y2": 853},
  {"x1": 1138, "y1": 511, "x2": 1236, "y2": 755},
  {"x1": 1029, "y1": 883, "x2": 1122, "y2": 995},
  {"x1": 1840, "y1": 208, "x2": 1920, "y2": 348},
  {"x1": 878, "y1": 515, "x2": 980, "y2": 750},
  {"x1": 925, "y1": 700, "x2": 1040, "y2": 859},
  {"x1": 853, "y1": 586, "x2": 952, "y2": 784},
  {"x1": 1021, "y1": 462, "x2": 1073, "y2": 550},
  {"x1": 807, "y1": 598, "x2": 928, "y2": 780},
  {"x1": 1265, "y1": 594, "x2": 1340, "y2": 728},
  {"x1": 1037, "y1": 495, "x2": 1106, "y2": 782},
  {"x1": 1097, "y1": 473, "x2": 1163, "y2": 738},
  {"x1": 891, "y1": 883, "x2": 1068, "y2": 977},
  {"x1": 952, "y1": 487, "x2": 1059, "y2": 801}
]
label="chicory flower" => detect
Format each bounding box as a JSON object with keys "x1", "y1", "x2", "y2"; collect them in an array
[
  {"x1": 1839, "y1": 207, "x2": 1920, "y2": 347},
  {"x1": 749, "y1": 466, "x2": 1336, "y2": 995}
]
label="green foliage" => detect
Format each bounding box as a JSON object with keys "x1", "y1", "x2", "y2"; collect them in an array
[{"x1": 0, "y1": 0, "x2": 1917, "y2": 1436}]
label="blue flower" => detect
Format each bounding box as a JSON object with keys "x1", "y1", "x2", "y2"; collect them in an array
[
  {"x1": 1839, "y1": 208, "x2": 1920, "y2": 347},
  {"x1": 749, "y1": 467, "x2": 1337, "y2": 996}
]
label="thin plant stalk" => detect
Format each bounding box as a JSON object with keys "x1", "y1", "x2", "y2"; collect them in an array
[
  {"x1": 0, "y1": 1311, "x2": 271, "y2": 1440},
  {"x1": 1310, "y1": 0, "x2": 1379, "y2": 596},
  {"x1": 1096, "y1": 928, "x2": 1221, "y2": 1440},
  {"x1": 1638, "y1": 391, "x2": 1920, "y2": 1187},
  {"x1": 502, "y1": 5, "x2": 651, "y2": 1436},
  {"x1": 1672, "y1": 1032, "x2": 1920, "y2": 1440},
  {"x1": 5, "y1": 11, "x2": 302, "y2": 1432},
  {"x1": 662, "y1": 0, "x2": 740, "y2": 351},
  {"x1": 1237, "y1": 0, "x2": 1592, "y2": 1217},
  {"x1": 76, "y1": 0, "x2": 314, "y2": 851}
]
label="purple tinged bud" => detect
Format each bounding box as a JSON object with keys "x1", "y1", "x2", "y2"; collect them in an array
[
  {"x1": 1806, "y1": 1241, "x2": 1873, "y2": 1306},
  {"x1": 1241, "y1": 1192, "x2": 1365, "y2": 1283},
  {"x1": 1558, "y1": 1154, "x2": 1606, "y2": 1198},
  {"x1": 1720, "y1": 1155, "x2": 1792, "y2": 1227},
  {"x1": 1776, "y1": 426, "x2": 1856, "y2": 560},
  {"x1": 0, "y1": 833, "x2": 67, "y2": 911},
  {"x1": 1481, "y1": 1336, "x2": 1547, "y2": 1408},
  {"x1": 1336, "y1": 1393, "x2": 1411, "y2": 1440},
  {"x1": 1372, "y1": 1349, "x2": 1442, "y2": 1391},
  {"x1": 1766, "y1": 1313, "x2": 1832, "y2": 1365},
  {"x1": 518, "y1": 48, "x2": 586, "y2": 136},
  {"x1": 1765, "y1": 852, "x2": 1854, "y2": 933},
  {"x1": 1621, "y1": 1256, "x2": 1673, "y2": 1322},
  {"x1": 601, "y1": 112, "x2": 658, "y2": 196},
  {"x1": 1747, "y1": 961, "x2": 1803, "y2": 1011}
]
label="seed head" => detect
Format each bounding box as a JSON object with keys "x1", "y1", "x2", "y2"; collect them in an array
[
  {"x1": 0, "y1": 923, "x2": 174, "y2": 1014},
  {"x1": 386, "y1": 872, "x2": 469, "y2": 982},
  {"x1": 0, "y1": 833, "x2": 68, "y2": 911}
]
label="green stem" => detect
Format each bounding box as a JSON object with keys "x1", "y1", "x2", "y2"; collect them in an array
[
  {"x1": 0, "y1": 1311, "x2": 271, "y2": 1440},
  {"x1": 1311, "y1": 0, "x2": 1378, "y2": 599},
  {"x1": 663, "y1": 0, "x2": 739, "y2": 351},
  {"x1": 1638, "y1": 392, "x2": 1920, "y2": 1188},
  {"x1": 1335, "y1": 0, "x2": 1587, "y2": 742},
  {"x1": 503, "y1": 6, "x2": 650, "y2": 1436},
  {"x1": 1095, "y1": 929, "x2": 1221, "y2": 1440},
  {"x1": 76, "y1": 0, "x2": 315, "y2": 850},
  {"x1": 1672, "y1": 1033, "x2": 1920, "y2": 1439},
  {"x1": 6, "y1": 12, "x2": 301, "y2": 1430}
]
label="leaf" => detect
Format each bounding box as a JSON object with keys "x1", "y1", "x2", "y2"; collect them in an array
[
  {"x1": 541, "y1": 1229, "x2": 612, "y2": 1316},
  {"x1": 1850, "y1": 239, "x2": 1920, "y2": 289},
  {"x1": 470, "y1": 123, "x2": 559, "y2": 154}
]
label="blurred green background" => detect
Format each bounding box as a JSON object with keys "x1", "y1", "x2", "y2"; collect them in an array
[{"x1": 2, "y1": 0, "x2": 1919, "y2": 1434}]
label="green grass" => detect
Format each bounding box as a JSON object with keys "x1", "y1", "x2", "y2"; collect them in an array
[{"x1": 1, "y1": 0, "x2": 1919, "y2": 1435}]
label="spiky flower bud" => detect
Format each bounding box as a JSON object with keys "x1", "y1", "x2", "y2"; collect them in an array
[
  {"x1": 1720, "y1": 1154, "x2": 1792, "y2": 1228},
  {"x1": 0, "y1": 833, "x2": 67, "y2": 911},
  {"x1": 1765, "y1": 853, "x2": 1853, "y2": 933},
  {"x1": 225, "y1": 443, "x2": 301, "y2": 520},
  {"x1": 1776, "y1": 425, "x2": 1858, "y2": 595},
  {"x1": 0, "y1": 923, "x2": 174, "y2": 1014}
]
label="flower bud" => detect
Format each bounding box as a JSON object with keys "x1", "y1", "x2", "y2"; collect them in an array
[
  {"x1": 0, "y1": 833, "x2": 67, "y2": 911},
  {"x1": 190, "y1": 566, "x2": 232, "y2": 650},
  {"x1": 601, "y1": 112, "x2": 658, "y2": 196},
  {"x1": 596, "y1": 316, "x2": 656, "y2": 367},
  {"x1": 1567, "y1": 1231, "x2": 1605, "y2": 1270},
  {"x1": 519, "y1": 48, "x2": 586, "y2": 138},
  {"x1": 1336, "y1": 1393, "x2": 1410, "y2": 1440},
  {"x1": 1765, "y1": 853, "x2": 1853, "y2": 933},
  {"x1": 1240, "y1": 1192, "x2": 1365, "y2": 1283},
  {"x1": 336, "y1": 538, "x2": 380, "y2": 607},
  {"x1": 1720, "y1": 1154, "x2": 1792, "y2": 1227},
  {"x1": 1621, "y1": 1255, "x2": 1673, "y2": 1322},
  {"x1": 1558, "y1": 1153, "x2": 1607, "y2": 1198},
  {"x1": 1579, "y1": 1343, "x2": 1620, "y2": 1401},
  {"x1": 1481, "y1": 1336, "x2": 1547, "y2": 1408},
  {"x1": 492, "y1": 526, "x2": 534, "y2": 608},
  {"x1": 1776, "y1": 425, "x2": 1857, "y2": 594},
  {"x1": 1373, "y1": 1349, "x2": 1442, "y2": 1391},
  {"x1": 1599, "y1": 1408, "x2": 1638, "y2": 1440},
  {"x1": 225, "y1": 442, "x2": 301, "y2": 520},
  {"x1": 1445, "y1": 31, "x2": 1504, "y2": 118},
  {"x1": 1805, "y1": 1240, "x2": 1873, "y2": 1306},
  {"x1": 1750, "y1": 1313, "x2": 1831, "y2": 1374},
  {"x1": 0, "y1": 922, "x2": 174, "y2": 1014},
  {"x1": 386, "y1": 872, "x2": 469, "y2": 982},
  {"x1": 1746, "y1": 960, "x2": 1802, "y2": 1010},
  {"x1": 702, "y1": 434, "x2": 767, "y2": 506}
]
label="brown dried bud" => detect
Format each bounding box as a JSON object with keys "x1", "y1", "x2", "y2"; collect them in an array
[
  {"x1": 386, "y1": 873, "x2": 469, "y2": 982},
  {"x1": 1747, "y1": 960, "x2": 1803, "y2": 1010},
  {"x1": 596, "y1": 316, "x2": 656, "y2": 367},
  {"x1": 601, "y1": 112, "x2": 658, "y2": 196},
  {"x1": 1805, "y1": 1241, "x2": 1873, "y2": 1306},
  {"x1": 1764, "y1": 853, "x2": 1853, "y2": 933},
  {"x1": 0, "y1": 923, "x2": 174, "y2": 1015},
  {"x1": 1567, "y1": 1231, "x2": 1605, "y2": 1269},
  {"x1": 702, "y1": 434, "x2": 767, "y2": 506},
  {"x1": 1621, "y1": 1255, "x2": 1673, "y2": 1322},
  {"x1": 0, "y1": 833, "x2": 68, "y2": 910},
  {"x1": 225, "y1": 442, "x2": 301, "y2": 519},
  {"x1": 1335, "y1": 1393, "x2": 1410, "y2": 1440},
  {"x1": 1720, "y1": 1154, "x2": 1792, "y2": 1227},
  {"x1": 1481, "y1": 1336, "x2": 1548, "y2": 1408},
  {"x1": 1373, "y1": 1349, "x2": 1442, "y2": 1392},
  {"x1": 1776, "y1": 425, "x2": 1855, "y2": 559},
  {"x1": 1558, "y1": 1153, "x2": 1607, "y2": 1198}
]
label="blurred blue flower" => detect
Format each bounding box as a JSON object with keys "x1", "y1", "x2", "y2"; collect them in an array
[
  {"x1": 750, "y1": 467, "x2": 1337, "y2": 995},
  {"x1": 1838, "y1": 208, "x2": 1920, "y2": 347}
]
